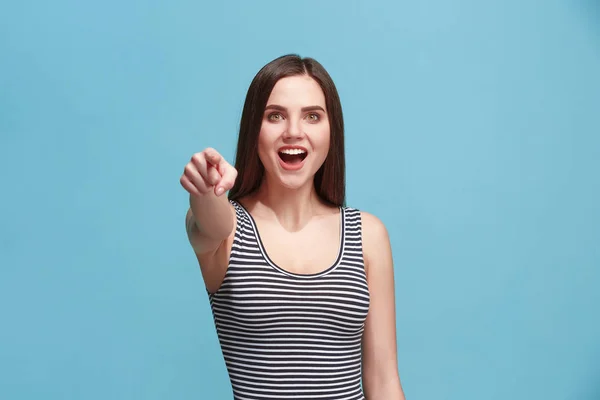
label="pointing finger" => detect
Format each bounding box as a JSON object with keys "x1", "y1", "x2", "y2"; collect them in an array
[
  {"x1": 204, "y1": 148, "x2": 223, "y2": 167},
  {"x1": 190, "y1": 151, "x2": 221, "y2": 186},
  {"x1": 184, "y1": 163, "x2": 212, "y2": 194},
  {"x1": 207, "y1": 165, "x2": 221, "y2": 186},
  {"x1": 215, "y1": 166, "x2": 238, "y2": 196}
]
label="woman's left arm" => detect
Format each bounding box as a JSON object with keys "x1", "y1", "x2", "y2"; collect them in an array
[{"x1": 361, "y1": 212, "x2": 406, "y2": 400}]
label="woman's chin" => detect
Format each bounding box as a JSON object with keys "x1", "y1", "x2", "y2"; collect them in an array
[
  {"x1": 268, "y1": 172, "x2": 313, "y2": 191},
  {"x1": 262, "y1": 159, "x2": 321, "y2": 192}
]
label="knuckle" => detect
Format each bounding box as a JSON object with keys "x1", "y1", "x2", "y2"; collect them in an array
[
  {"x1": 191, "y1": 153, "x2": 204, "y2": 164},
  {"x1": 184, "y1": 164, "x2": 195, "y2": 175}
]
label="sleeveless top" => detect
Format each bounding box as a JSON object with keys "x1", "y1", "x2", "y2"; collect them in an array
[{"x1": 208, "y1": 200, "x2": 371, "y2": 400}]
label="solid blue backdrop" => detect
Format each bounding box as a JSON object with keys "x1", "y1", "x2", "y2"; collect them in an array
[{"x1": 1, "y1": 0, "x2": 599, "y2": 399}]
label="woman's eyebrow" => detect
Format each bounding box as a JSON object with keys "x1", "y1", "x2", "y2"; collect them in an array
[{"x1": 265, "y1": 104, "x2": 326, "y2": 112}]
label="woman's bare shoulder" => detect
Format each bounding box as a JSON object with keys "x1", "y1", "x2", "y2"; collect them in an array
[{"x1": 354, "y1": 210, "x2": 392, "y2": 274}]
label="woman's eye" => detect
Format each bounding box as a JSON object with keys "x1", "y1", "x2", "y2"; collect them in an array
[
  {"x1": 268, "y1": 113, "x2": 283, "y2": 121},
  {"x1": 306, "y1": 113, "x2": 320, "y2": 122}
]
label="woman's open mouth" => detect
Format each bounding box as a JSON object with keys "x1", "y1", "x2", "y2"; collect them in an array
[{"x1": 278, "y1": 147, "x2": 308, "y2": 170}]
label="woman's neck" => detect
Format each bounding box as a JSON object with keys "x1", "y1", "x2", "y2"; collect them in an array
[{"x1": 244, "y1": 179, "x2": 331, "y2": 232}]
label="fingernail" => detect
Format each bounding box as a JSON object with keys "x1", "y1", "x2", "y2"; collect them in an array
[{"x1": 215, "y1": 187, "x2": 224, "y2": 196}]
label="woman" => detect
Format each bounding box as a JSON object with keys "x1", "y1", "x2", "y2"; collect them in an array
[{"x1": 180, "y1": 54, "x2": 406, "y2": 400}]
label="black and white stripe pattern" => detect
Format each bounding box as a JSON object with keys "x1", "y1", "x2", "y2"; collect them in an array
[{"x1": 208, "y1": 200, "x2": 370, "y2": 400}]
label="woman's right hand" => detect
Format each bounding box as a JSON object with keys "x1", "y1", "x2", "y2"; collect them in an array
[{"x1": 180, "y1": 148, "x2": 238, "y2": 197}]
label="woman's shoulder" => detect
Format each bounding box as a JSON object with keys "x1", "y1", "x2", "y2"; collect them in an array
[
  {"x1": 346, "y1": 207, "x2": 393, "y2": 275},
  {"x1": 343, "y1": 205, "x2": 390, "y2": 241}
]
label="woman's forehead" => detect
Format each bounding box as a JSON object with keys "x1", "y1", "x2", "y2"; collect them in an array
[{"x1": 267, "y1": 76, "x2": 326, "y2": 108}]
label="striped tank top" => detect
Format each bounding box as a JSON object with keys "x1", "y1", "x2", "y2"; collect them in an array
[{"x1": 208, "y1": 200, "x2": 371, "y2": 400}]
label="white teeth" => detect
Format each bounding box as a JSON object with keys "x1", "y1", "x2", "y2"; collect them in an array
[{"x1": 279, "y1": 149, "x2": 306, "y2": 155}]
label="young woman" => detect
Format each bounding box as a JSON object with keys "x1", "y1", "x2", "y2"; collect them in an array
[{"x1": 180, "y1": 54, "x2": 406, "y2": 400}]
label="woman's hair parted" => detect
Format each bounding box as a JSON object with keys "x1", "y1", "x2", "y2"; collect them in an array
[{"x1": 227, "y1": 54, "x2": 346, "y2": 207}]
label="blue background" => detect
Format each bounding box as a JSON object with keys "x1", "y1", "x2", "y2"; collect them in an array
[{"x1": 1, "y1": 0, "x2": 599, "y2": 399}]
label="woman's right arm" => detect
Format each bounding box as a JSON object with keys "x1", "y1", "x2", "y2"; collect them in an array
[{"x1": 180, "y1": 148, "x2": 238, "y2": 293}]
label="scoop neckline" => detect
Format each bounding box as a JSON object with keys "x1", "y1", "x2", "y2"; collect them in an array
[{"x1": 233, "y1": 200, "x2": 345, "y2": 278}]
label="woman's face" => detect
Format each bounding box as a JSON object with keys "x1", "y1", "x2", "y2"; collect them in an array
[{"x1": 258, "y1": 75, "x2": 330, "y2": 191}]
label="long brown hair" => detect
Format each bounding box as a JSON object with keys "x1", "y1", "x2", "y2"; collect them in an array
[{"x1": 227, "y1": 54, "x2": 346, "y2": 207}]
